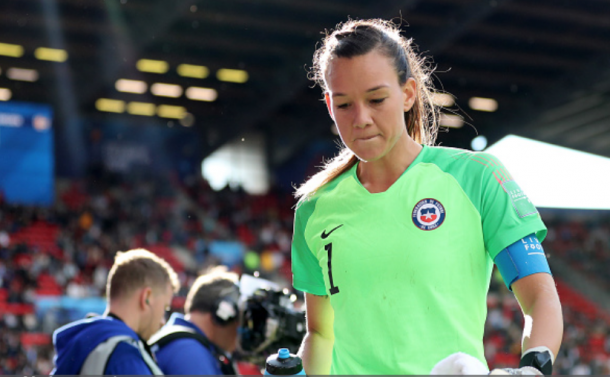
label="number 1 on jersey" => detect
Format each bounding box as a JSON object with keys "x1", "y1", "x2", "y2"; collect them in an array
[{"x1": 325, "y1": 243, "x2": 340, "y2": 295}]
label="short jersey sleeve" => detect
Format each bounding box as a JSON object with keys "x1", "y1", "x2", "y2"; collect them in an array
[
  {"x1": 478, "y1": 153, "x2": 547, "y2": 259},
  {"x1": 291, "y1": 199, "x2": 327, "y2": 295}
]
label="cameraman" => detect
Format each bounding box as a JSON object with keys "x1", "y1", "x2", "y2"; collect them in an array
[{"x1": 149, "y1": 266, "x2": 240, "y2": 375}]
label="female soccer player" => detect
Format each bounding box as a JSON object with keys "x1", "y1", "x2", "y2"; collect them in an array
[{"x1": 291, "y1": 19, "x2": 563, "y2": 375}]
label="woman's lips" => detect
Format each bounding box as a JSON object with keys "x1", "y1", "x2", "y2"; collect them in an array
[{"x1": 355, "y1": 135, "x2": 379, "y2": 141}]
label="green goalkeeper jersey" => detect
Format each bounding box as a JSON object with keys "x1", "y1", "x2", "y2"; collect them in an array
[{"x1": 291, "y1": 145, "x2": 546, "y2": 375}]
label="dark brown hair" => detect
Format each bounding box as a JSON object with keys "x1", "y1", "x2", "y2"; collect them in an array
[{"x1": 296, "y1": 19, "x2": 440, "y2": 200}]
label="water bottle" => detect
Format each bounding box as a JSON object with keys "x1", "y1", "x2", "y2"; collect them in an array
[{"x1": 264, "y1": 348, "x2": 306, "y2": 375}]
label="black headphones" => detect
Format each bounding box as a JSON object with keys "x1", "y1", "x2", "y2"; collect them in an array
[{"x1": 211, "y1": 284, "x2": 240, "y2": 326}]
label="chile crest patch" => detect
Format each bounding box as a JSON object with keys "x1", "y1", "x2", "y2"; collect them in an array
[{"x1": 412, "y1": 198, "x2": 446, "y2": 231}]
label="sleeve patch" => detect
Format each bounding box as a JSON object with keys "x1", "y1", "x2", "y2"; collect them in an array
[{"x1": 500, "y1": 179, "x2": 538, "y2": 218}]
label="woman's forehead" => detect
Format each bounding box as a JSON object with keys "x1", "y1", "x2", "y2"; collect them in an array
[{"x1": 325, "y1": 52, "x2": 397, "y2": 93}]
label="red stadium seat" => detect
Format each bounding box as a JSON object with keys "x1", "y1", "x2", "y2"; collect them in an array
[
  {"x1": 9, "y1": 221, "x2": 62, "y2": 258},
  {"x1": 36, "y1": 273, "x2": 63, "y2": 296},
  {"x1": 0, "y1": 302, "x2": 34, "y2": 315},
  {"x1": 237, "y1": 361, "x2": 262, "y2": 375},
  {"x1": 14, "y1": 253, "x2": 33, "y2": 267},
  {"x1": 556, "y1": 280, "x2": 610, "y2": 322},
  {"x1": 171, "y1": 296, "x2": 186, "y2": 309},
  {"x1": 35, "y1": 287, "x2": 63, "y2": 296},
  {"x1": 493, "y1": 352, "x2": 520, "y2": 368},
  {"x1": 60, "y1": 183, "x2": 90, "y2": 209},
  {"x1": 147, "y1": 244, "x2": 184, "y2": 273},
  {"x1": 237, "y1": 224, "x2": 256, "y2": 247},
  {"x1": 20, "y1": 333, "x2": 51, "y2": 348}
]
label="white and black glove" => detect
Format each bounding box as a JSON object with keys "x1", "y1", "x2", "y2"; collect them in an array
[
  {"x1": 431, "y1": 347, "x2": 553, "y2": 375},
  {"x1": 489, "y1": 366, "x2": 543, "y2": 375},
  {"x1": 490, "y1": 347, "x2": 554, "y2": 376}
]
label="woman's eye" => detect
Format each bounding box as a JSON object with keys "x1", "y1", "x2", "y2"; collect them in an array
[
  {"x1": 371, "y1": 98, "x2": 386, "y2": 104},
  {"x1": 337, "y1": 103, "x2": 349, "y2": 109}
]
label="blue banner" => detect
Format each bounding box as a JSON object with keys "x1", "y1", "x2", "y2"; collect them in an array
[
  {"x1": 35, "y1": 296, "x2": 107, "y2": 330},
  {"x1": 0, "y1": 101, "x2": 54, "y2": 205}
]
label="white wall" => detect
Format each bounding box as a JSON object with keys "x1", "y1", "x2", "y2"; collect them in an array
[
  {"x1": 486, "y1": 135, "x2": 610, "y2": 210},
  {"x1": 201, "y1": 133, "x2": 269, "y2": 194}
]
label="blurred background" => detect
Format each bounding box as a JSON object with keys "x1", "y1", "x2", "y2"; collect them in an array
[{"x1": 1, "y1": 0, "x2": 610, "y2": 374}]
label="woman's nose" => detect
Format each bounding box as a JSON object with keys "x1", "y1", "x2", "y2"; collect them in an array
[{"x1": 352, "y1": 104, "x2": 372, "y2": 128}]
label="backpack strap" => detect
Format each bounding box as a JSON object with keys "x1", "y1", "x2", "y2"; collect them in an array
[
  {"x1": 149, "y1": 325, "x2": 238, "y2": 375},
  {"x1": 80, "y1": 335, "x2": 163, "y2": 375}
]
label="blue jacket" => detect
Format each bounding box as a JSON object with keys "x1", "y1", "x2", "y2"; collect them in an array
[
  {"x1": 51, "y1": 315, "x2": 155, "y2": 375},
  {"x1": 152, "y1": 313, "x2": 224, "y2": 375}
]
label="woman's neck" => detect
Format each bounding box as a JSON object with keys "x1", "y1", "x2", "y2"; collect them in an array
[{"x1": 357, "y1": 134, "x2": 422, "y2": 194}]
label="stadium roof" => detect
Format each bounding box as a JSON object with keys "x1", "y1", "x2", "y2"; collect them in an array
[{"x1": 1, "y1": 0, "x2": 609, "y2": 166}]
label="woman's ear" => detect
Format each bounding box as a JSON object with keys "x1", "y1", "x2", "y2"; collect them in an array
[
  {"x1": 403, "y1": 78, "x2": 417, "y2": 112},
  {"x1": 325, "y1": 92, "x2": 334, "y2": 120}
]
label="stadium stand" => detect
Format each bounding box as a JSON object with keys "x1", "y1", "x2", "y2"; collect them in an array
[
  {"x1": 0, "y1": 170, "x2": 294, "y2": 374},
  {"x1": 484, "y1": 214, "x2": 610, "y2": 375}
]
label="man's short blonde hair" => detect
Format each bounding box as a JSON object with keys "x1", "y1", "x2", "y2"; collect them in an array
[
  {"x1": 184, "y1": 266, "x2": 238, "y2": 314},
  {"x1": 106, "y1": 248, "x2": 180, "y2": 300}
]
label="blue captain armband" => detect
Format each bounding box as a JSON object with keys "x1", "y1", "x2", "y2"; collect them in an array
[{"x1": 494, "y1": 233, "x2": 551, "y2": 290}]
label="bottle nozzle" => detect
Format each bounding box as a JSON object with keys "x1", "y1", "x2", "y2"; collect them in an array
[{"x1": 278, "y1": 348, "x2": 290, "y2": 359}]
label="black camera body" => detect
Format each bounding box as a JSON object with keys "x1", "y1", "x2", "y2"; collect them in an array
[{"x1": 237, "y1": 287, "x2": 306, "y2": 366}]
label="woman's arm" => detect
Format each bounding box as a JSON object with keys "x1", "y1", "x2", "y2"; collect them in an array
[
  {"x1": 512, "y1": 272, "x2": 563, "y2": 360},
  {"x1": 298, "y1": 293, "x2": 335, "y2": 375}
]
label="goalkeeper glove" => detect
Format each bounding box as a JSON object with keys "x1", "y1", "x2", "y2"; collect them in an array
[
  {"x1": 490, "y1": 346, "x2": 553, "y2": 376},
  {"x1": 489, "y1": 366, "x2": 542, "y2": 375}
]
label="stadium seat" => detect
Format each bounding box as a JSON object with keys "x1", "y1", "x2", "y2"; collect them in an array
[{"x1": 20, "y1": 333, "x2": 51, "y2": 348}]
